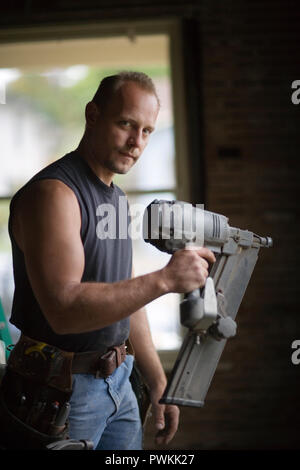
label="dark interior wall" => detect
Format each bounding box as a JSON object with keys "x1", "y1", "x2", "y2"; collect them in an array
[
  {"x1": 1, "y1": 0, "x2": 299, "y2": 450},
  {"x1": 179, "y1": 1, "x2": 300, "y2": 450}
]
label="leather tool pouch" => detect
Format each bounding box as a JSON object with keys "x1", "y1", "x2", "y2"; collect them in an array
[
  {"x1": 7, "y1": 334, "x2": 73, "y2": 392},
  {"x1": 0, "y1": 334, "x2": 73, "y2": 448}
]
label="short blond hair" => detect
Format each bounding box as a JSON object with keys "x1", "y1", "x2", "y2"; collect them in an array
[{"x1": 92, "y1": 71, "x2": 160, "y2": 111}]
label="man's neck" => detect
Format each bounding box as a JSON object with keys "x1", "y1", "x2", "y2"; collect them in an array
[{"x1": 76, "y1": 137, "x2": 114, "y2": 187}]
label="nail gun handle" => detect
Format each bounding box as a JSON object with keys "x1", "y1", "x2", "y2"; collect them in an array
[{"x1": 184, "y1": 289, "x2": 201, "y2": 301}]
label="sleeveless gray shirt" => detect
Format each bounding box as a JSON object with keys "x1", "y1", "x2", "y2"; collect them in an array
[{"x1": 9, "y1": 151, "x2": 132, "y2": 352}]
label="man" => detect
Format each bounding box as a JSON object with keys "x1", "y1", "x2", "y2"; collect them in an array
[{"x1": 7, "y1": 71, "x2": 215, "y2": 449}]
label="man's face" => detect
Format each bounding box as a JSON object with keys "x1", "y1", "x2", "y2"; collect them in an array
[{"x1": 88, "y1": 81, "x2": 159, "y2": 177}]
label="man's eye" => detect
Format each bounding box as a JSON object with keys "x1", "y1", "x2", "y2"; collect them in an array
[
  {"x1": 143, "y1": 128, "x2": 151, "y2": 135},
  {"x1": 120, "y1": 121, "x2": 130, "y2": 127}
]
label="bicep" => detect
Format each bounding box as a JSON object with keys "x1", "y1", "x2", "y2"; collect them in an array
[{"x1": 16, "y1": 180, "x2": 84, "y2": 326}]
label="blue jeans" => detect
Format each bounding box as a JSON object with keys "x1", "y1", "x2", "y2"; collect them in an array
[{"x1": 68, "y1": 354, "x2": 143, "y2": 450}]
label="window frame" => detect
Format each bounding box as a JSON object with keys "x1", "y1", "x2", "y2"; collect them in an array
[{"x1": 0, "y1": 18, "x2": 191, "y2": 366}]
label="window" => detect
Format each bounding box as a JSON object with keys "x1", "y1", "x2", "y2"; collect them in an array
[{"x1": 0, "y1": 31, "x2": 183, "y2": 351}]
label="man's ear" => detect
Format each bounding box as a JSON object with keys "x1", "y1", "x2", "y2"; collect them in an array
[{"x1": 85, "y1": 101, "x2": 99, "y2": 128}]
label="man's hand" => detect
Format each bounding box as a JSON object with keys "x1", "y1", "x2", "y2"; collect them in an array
[
  {"x1": 150, "y1": 386, "x2": 180, "y2": 446},
  {"x1": 161, "y1": 246, "x2": 216, "y2": 294}
]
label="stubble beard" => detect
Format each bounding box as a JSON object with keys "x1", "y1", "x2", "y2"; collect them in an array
[{"x1": 105, "y1": 153, "x2": 137, "y2": 175}]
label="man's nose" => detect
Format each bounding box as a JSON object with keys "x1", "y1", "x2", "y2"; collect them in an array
[{"x1": 128, "y1": 129, "x2": 143, "y2": 148}]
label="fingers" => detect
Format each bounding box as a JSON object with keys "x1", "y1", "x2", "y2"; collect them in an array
[
  {"x1": 161, "y1": 245, "x2": 216, "y2": 293},
  {"x1": 152, "y1": 400, "x2": 165, "y2": 432},
  {"x1": 182, "y1": 247, "x2": 216, "y2": 288},
  {"x1": 151, "y1": 397, "x2": 180, "y2": 446},
  {"x1": 185, "y1": 245, "x2": 216, "y2": 264},
  {"x1": 155, "y1": 405, "x2": 180, "y2": 446}
]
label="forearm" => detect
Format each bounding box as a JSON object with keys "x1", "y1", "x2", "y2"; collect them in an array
[
  {"x1": 130, "y1": 307, "x2": 180, "y2": 445},
  {"x1": 129, "y1": 307, "x2": 167, "y2": 391},
  {"x1": 49, "y1": 270, "x2": 168, "y2": 335}
]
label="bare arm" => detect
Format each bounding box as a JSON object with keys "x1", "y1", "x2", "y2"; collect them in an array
[
  {"x1": 129, "y1": 304, "x2": 180, "y2": 445},
  {"x1": 129, "y1": 306, "x2": 166, "y2": 390},
  {"x1": 12, "y1": 179, "x2": 215, "y2": 335}
]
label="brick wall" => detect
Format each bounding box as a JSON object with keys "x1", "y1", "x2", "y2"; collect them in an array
[
  {"x1": 198, "y1": 1, "x2": 300, "y2": 450},
  {"x1": 161, "y1": 0, "x2": 300, "y2": 450},
  {"x1": 1, "y1": 0, "x2": 299, "y2": 450}
]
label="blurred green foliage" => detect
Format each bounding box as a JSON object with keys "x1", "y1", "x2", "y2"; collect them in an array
[{"x1": 8, "y1": 65, "x2": 168, "y2": 127}]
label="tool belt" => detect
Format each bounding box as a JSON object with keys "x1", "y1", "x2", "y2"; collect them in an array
[
  {"x1": 72, "y1": 343, "x2": 127, "y2": 377},
  {"x1": 7, "y1": 334, "x2": 128, "y2": 388},
  {"x1": 0, "y1": 334, "x2": 129, "y2": 441},
  {"x1": 0, "y1": 333, "x2": 151, "y2": 446}
]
